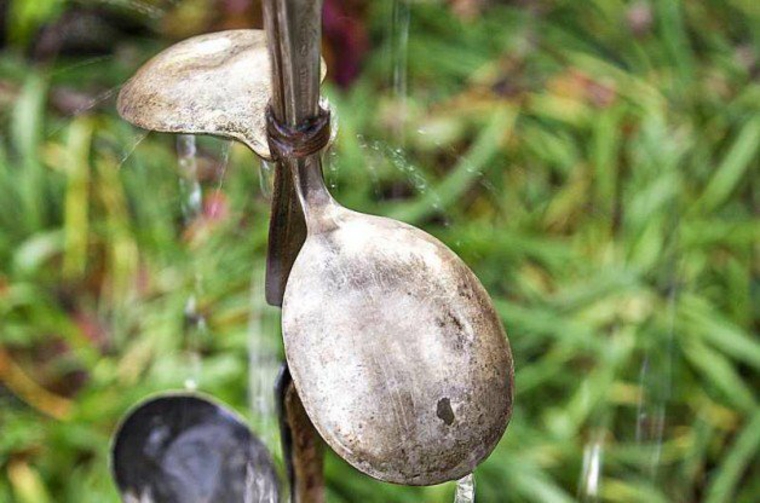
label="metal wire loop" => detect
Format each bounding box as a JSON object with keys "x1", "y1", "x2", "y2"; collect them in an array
[{"x1": 266, "y1": 105, "x2": 331, "y2": 160}]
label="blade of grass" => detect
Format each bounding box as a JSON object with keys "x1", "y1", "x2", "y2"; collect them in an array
[
  {"x1": 62, "y1": 119, "x2": 93, "y2": 278},
  {"x1": 704, "y1": 407, "x2": 760, "y2": 503},
  {"x1": 695, "y1": 116, "x2": 760, "y2": 213}
]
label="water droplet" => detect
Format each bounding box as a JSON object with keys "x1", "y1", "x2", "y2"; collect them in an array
[
  {"x1": 259, "y1": 160, "x2": 275, "y2": 199},
  {"x1": 177, "y1": 134, "x2": 202, "y2": 223},
  {"x1": 454, "y1": 473, "x2": 475, "y2": 503},
  {"x1": 578, "y1": 431, "x2": 604, "y2": 502}
]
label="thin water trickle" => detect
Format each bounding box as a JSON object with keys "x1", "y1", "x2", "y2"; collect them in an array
[
  {"x1": 117, "y1": 130, "x2": 149, "y2": 169},
  {"x1": 247, "y1": 271, "x2": 282, "y2": 458},
  {"x1": 182, "y1": 294, "x2": 204, "y2": 391},
  {"x1": 177, "y1": 134, "x2": 206, "y2": 390},
  {"x1": 390, "y1": 0, "x2": 410, "y2": 142},
  {"x1": 454, "y1": 473, "x2": 475, "y2": 503},
  {"x1": 245, "y1": 461, "x2": 279, "y2": 503},
  {"x1": 124, "y1": 488, "x2": 153, "y2": 503},
  {"x1": 635, "y1": 285, "x2": 677, "y2": 481},
  {"x1": 578, "y1": 430, "x2": 605, "y2": 502},
  {"x1": 177, "y1": 134, "x2": 202, "y2": 222},
  {"x1": 259, "y1": 160, "x2": 275, "y2": 199},
  {"x1": 48, "y1": 85, "x2": 122, "y2": 139},
  {"x1": 52, "y1": 55, "x2": 114, "y2": 76},
  {"x1": 212, "y1": 141, "x2": 232, "y2": 204}
]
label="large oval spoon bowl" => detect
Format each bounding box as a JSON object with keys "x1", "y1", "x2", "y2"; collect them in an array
[
  {"x1": 283, "y1": 191, "x2": 514, "y2": 485},
  {"x1": 111, "y1": 393, "x2": 279, "y2": 503}
]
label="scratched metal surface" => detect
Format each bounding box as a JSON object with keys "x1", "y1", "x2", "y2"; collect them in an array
[
  {"x1": 117, "y1": 29, "x2": 327, "y2": 161},
  {"x1": 283, "y1": 201, "x2": 514, "y2": 486}
]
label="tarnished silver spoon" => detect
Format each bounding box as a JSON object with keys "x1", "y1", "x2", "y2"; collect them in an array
[
  {"x1": 111, "y1": 393, "x2": 279, "y2": 503},
  {"x1": 263, "y1": 0, "x2": 515, "y2": 487},
  {"x1": 282, "y1": 160, "x2": 514, "y2": 486}
]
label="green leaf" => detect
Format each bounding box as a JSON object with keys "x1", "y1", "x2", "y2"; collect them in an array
[
  {"x1": 695, "y1": 117, "x2": 760, "y2": 213},
  {"x1": 705, "y1": 407, "x2": 760, "y2": 503}
]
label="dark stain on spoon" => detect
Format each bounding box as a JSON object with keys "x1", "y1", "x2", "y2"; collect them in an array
[{"x1": 436, "y1": 398, "x2": 455, "y2": 426}]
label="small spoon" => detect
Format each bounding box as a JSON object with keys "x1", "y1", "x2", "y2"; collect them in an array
[
  {"x1": 264, "y1": 0, "x2": 515, "y2": 487},
  {"x1": 111, "y1": 393, "x2": 279, "y2": 503}
]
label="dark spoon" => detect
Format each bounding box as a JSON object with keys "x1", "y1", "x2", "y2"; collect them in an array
[{"x1": 111, "y1": 393, "x2": 279, "y2": 503}]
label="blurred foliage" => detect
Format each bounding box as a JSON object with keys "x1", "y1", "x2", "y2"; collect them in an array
[{"x1": 1, "y1": 0, "x2": 759, "y2": 502}]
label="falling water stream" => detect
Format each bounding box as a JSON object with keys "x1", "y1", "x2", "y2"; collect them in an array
[
  {"x1": 248, "y1": 158, "x2": 285, "y2": 502},
  {"x1": 176, "y1": 133, "x2": 204, "y2": 390},
  {"x1": 578, "y1": 430, "x2": 605, "y2": 502},
  {"x1": 390, "y1": 0, "x2": 410, "y2": 146}
]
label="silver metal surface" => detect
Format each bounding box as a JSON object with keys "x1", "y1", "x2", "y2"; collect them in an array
[
  {"x1": 116, "y1": 29, "x2": 326, "y2": 161},
  {"x1": 282, "y1": 189, "x2": 514, "y2": 485},
  {"x1": 258, "y1": 0, "x2": 515, "y2": 487},
  {"x1": 261, "y1": 0, "x2": 324, "y2": 307}
]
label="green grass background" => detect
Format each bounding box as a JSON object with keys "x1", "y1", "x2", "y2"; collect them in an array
[{"x1": 1, "y1": 0, "x2": 759, "y2": 502}]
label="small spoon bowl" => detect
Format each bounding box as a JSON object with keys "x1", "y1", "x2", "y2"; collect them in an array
[
  {"x1": 111, "y1": 393, "x2": 279, "y2": 503},
  {"x1": 117, "y1": 29, "x2": 327, "y2": 161}
]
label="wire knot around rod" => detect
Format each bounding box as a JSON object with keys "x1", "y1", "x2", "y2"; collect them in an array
[{"x1": 266, "y1": 105, "x2": 331, "y2": 161}]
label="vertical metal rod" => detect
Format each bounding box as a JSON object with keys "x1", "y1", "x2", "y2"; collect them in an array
[
  {"x1": 262, "y1": 1, "x2": 326, "y2": 502},
  {"x1": 264, "y1": 0, "x2": 323, "y2": 123},
  {"x1": 263, "y1": 0, "x2": 307, "y2": 307}
]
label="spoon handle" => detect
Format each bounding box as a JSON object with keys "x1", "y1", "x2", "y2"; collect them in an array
[
  {"x1": 264, "y1": 0, "x2": 322, "y2": 123},
  {"x1": 263, "y1": 0, "x2": 324, "y2": 304},
  {"x1": 276, "y1": 364, "x2": 325, "y2": 503},
  {"x1": 265, "y1": 167, "x2": 306, "y2": 306}
]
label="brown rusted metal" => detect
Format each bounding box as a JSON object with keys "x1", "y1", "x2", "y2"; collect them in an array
[
  {"x1": 285, "y1": 380, "x2": 325, "y2": 503},
  {"x1": 264, "y1": 168, "x2": 306, "y2": 307},
  {"x1": 276, "y1": 365, "x2": 325, "y2": 503}
]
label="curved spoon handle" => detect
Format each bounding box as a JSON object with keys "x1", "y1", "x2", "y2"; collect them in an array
[
  {"x1": 276, "y1": 364, "x2": 325, "y2": 503},
  {"x1": 265, "y1": 168, "x2": 306, "y2": 306}
]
